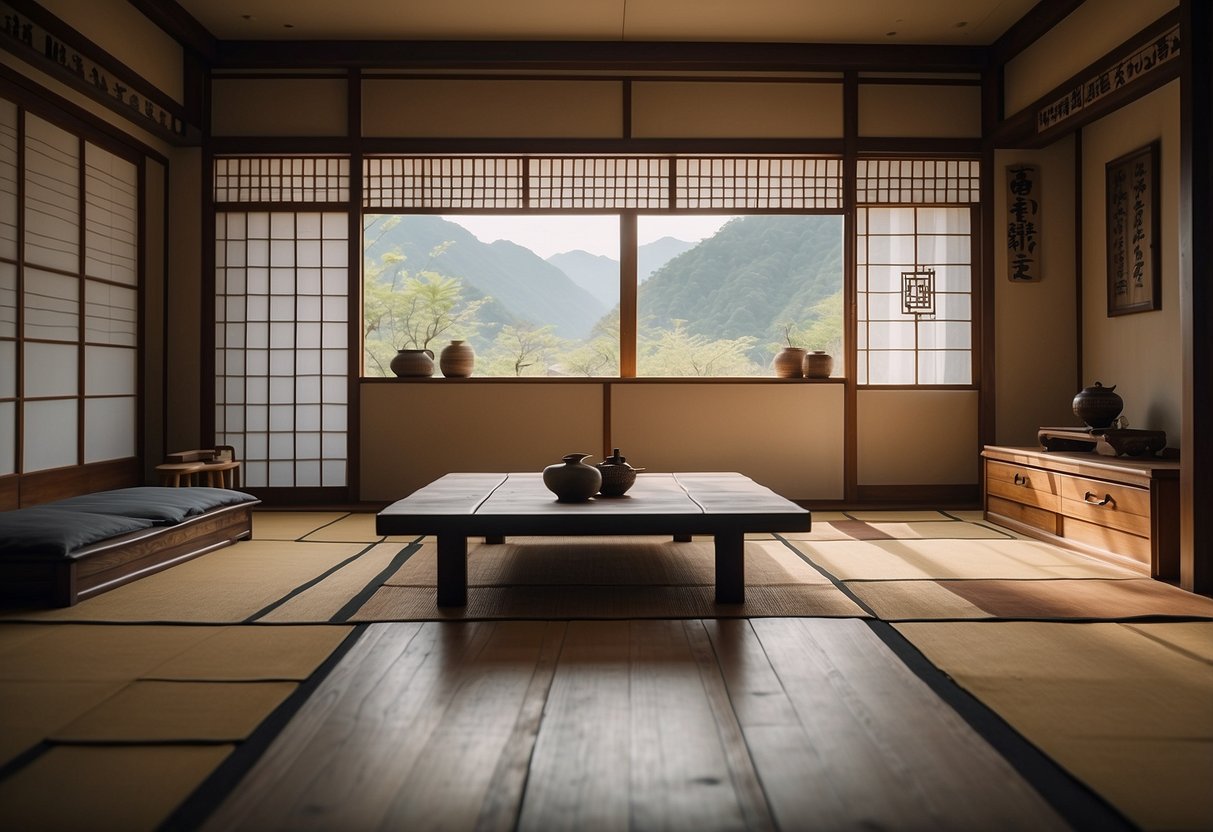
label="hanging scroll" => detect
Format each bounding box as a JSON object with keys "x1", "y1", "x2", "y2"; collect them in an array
[
  {"x1": 1106, "y1": 142, "x2": 1159, "y2": 316},
  {"x1": 1006, "y1": 164, "x2": 1041, "y2": 282}
]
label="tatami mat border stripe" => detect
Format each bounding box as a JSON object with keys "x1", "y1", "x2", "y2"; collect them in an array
[
  {"x1": 330, "y1": 540, "x2": 424, "y2": 623},
  {"x1": 245, "y1": 542, "x2": 382, "y2": 622},
  {"x1": 158, "y1": 625, "x2": 370, "y2": 832},
  {"x1": 774, "y1": 534, "x2": 880, "y2": 617},
  {"x1": 0, "y1": 740, "x2": 53, "y2": 786},
  {"x1": 865, "y1": 621, "x2": 1137, "y2": 832}
]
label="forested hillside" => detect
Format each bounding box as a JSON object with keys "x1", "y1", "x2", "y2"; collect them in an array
[{"x1": 638, "y1": 215, "x2": 844, "y2": 343}]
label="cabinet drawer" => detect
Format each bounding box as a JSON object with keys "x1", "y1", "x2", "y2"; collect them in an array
[
  {"x1": 987, "y1": 495, "x2": 1060, "y2": 534},
  {"x1": 986, "y1": 461, "x2": 1058, "y2": 511},
  {"x1": 1062, "y1": 515, "x2": 1151, "y2": 568},
  {"x1": 1057, "y1": 474, "x2": 1151, "y2": 536}
]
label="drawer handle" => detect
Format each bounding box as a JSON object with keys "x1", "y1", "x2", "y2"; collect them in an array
[
  {"x1": 1013, "y1": 473, "x2": 1027, "y2": 486},
  {"x1": 1084, "y1": 491, "x2": 1114, "y2": 507}
]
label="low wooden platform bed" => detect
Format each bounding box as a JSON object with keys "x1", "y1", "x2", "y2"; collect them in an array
[{"x1": 0, "y1": 486, "x2": 258, "y2": 607}]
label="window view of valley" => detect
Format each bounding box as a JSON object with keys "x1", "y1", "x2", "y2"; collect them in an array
[{"x1": 363, "y1": 214, "x2": 844, "y2": 378}]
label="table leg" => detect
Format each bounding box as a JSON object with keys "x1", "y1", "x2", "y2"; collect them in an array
[
  {"x1": 714, "y1": 531, "x2": 745, "y2": 604},
  {"x1": 673, "y1": 534, "x2": 692, "y2": 542},
  {"x1": 437, "y1": 534, "x2": 468, "y2": 606}
]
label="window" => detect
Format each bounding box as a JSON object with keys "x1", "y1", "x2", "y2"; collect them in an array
[
  {"x1": 361, "y1": 155, "x2": 844, "y2": 378},
  {"x1": 855, "y1": 159, "x2": 979, "y2": 386}
]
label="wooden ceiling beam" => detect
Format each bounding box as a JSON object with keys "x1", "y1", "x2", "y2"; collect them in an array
[
  {"x1": 126, "y1": 0, "x2": 218, "y2": 63},
  {"x1": 991, "y1": 0, "x2": 1087, "y2": 66},
  {"x1": 212, "y1": 39, "x2": 988, "y2": 73}
]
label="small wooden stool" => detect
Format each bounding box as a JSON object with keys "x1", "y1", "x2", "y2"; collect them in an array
[
  {"x1": 156, "y1": 462, "x2": 206, "y2": 487},
  {"x1": 199, "y1": 460, "x2": 241, "y2": 488}
]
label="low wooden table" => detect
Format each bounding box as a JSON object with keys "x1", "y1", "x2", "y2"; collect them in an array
[{"x1": 376, "y1": 472, "x2": 811, "y2": 606}]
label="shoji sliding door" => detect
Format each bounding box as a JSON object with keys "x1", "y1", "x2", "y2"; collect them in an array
[
  {"x1": 213, "y1": 157, "x2": 351, "y2": 490},
  {"x1": 0, "y1": 99, "x2": 140, "y2": 480}
]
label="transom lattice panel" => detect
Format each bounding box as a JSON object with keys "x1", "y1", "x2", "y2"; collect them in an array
[
  {"x1": 214, "y1": 157, "x2": 350, "y2": 204},
  {"x1": 363, "y1": 155, "x2": 842, "y2": 211},
  {"x1": 856, "y1": 159, "x2": 980, "y2": 204},
  {"x1": 676, "y1": 157, "x2": 842, "y2": 209}
]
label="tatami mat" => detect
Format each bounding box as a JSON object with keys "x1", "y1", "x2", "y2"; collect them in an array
[
  {"x1": 0, "y1": 745, "x2": 233, "y2": 832},
  {"x1": 258, "y1": 543, "x2": 414, "y2": 623},
  {"x1": 141, "y1": 625, "x2": 353, "y2": 681},
  {"x1": 896, "y1": 621, "x2": 1213, "y2": 831},
  {"x1": 252, "y1": 511, "x2": 350, "y2": 541},
  {"x1": 301, "y1": 512, "x2": 413, "y2": 543},
  {"x1": 790, "y1": 537, "x2": 1140, "y2": 581},
  {"x1": 1, "y1": 541, "x2": 367, "y2": 624},
  {"x1": 850, "y1": 578, "x2": 1213, "y2": 621},
  {"x1": 50, "y1": 680, "x2": 297, "y2": 742},
  {"x1": 0, "y1": 625, "x2": 218, "y2": 681},
  {"x1": 0, "y1": 680, "x2": 126, "y2": 765}
]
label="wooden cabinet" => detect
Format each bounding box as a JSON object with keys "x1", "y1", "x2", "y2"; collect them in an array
[{"x1": 982, "y1": 446, "x2": 1180, "y2": 579}]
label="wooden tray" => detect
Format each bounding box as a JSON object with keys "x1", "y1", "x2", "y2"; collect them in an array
[{"x1": 1037, "y1": 427, "x2": 1166, "y2": 457}]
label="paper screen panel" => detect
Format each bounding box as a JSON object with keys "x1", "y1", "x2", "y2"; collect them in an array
[
  {"x1": 0, "y1": 340, "x2": 13, "y2": 398},
  {"x1": 0, "y1": 260, "x2": 14, "y2": 338},
  {"x1": 84, "y1": 142, "x2": 138, "y2": 285},
  {"x1": 85, "y1": 279, "x2": 137, "y2": 345},
  {"x1": 23, "y1": 341, "x2": 77, "y2": 397},
  {"x1": 23, "y1": 114, "x2": 79, "y2": 272},
  {"x1": 215, "y1": 210, "x2": 347, "y2": 488},
  {"x1": 24, "y1": 267, "x2": 78, "y2": 341},
  {"x1": 0, "y1": 98, "x2": 17, "y2": 261},
  {"x1": 0, "y1": 401, "x2": 13, "y2": 475},
  {"x1": 85, "y1": 396, "x2": 135, "y2": 462},
  {"x1": 23, "y1": 398, "x2": 76, "y2": 471},
  {"x1": 85, "y1": 345, "x2": 136, "y2": 396}
]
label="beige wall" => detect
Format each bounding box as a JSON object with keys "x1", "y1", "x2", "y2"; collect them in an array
[
  {"x1": 361, "y1": 383, "x2": 604, "y2": 501},
  {"x1": 858, "y1": 84, "x2": 981, "y2": 138},
  {"x1": 361, "y1": 382, "x2": 846, "y2": 502},
  {"x1": 632, "y1": 82, "x2": 842, "y2": 138},
  {"x1": 609, "y1": 384, "x2": 845, "y2": 499},
  {"x1": 362, "y1": 79, "x2": 623, "y2": 138},
  {"x1": 993, "y1": 138, "x2": 1080, "y2": 444},
  {"x1": 1003, "y1": 0, "x2": 1177, "y2": 116},
  {"x1": 212, "y1": 78, "x2": 348, "y2": 137},
  {"x1": 38, "y1": 0, "x2": 185, "y2": 104},
  {"x1": 856, "y1": 390, "x2": 979, "y2": 484},
  {"x1": 1080, "y1": 80, "x2": 1181, "y2": 442}
]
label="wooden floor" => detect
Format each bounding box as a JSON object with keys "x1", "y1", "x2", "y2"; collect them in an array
[{"x1": 201, "y1": 618, "x2": 1069, "y2": 831}]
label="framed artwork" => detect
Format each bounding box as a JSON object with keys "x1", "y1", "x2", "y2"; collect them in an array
[{"x1": 1106, "y1": 142, "x2": 1160, "y2": 316}]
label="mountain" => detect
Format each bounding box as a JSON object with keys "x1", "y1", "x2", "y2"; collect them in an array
[
  {"x1": 637, "y1": 215, "x2": 844, "y2": 342},
  {"x1": 545, "y1": 236, "x2": 698, "y2": 308},
  {"x1": 639, "y1": 236, "x2": 696, "y2": 280},
  {"x1": 546, "y1": 250, "x2": 618, "y2": 308},
  {"x1": 365, "y1": 216, "x2": 608, "y2": 340}
]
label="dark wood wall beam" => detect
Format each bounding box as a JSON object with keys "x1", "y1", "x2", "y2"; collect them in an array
[
  {"x1": 991, "y1": 0, "x2": 1087, "y2": 66},
  {"x1": 1179, "y1": 0, "x2": 1212, "y2": 595},
  {"x1": 125, "y1": 0, "x2": 218, "y2": 63},
  {"x1": 208, "y1": 136, "x2": 849, "y2": 156},
  {"x1": 213, "y1": 40, "x2": 988, "y2": 73},
  {"x1": 990, "y1": 10, "x2": 1180, "y2": 149}
]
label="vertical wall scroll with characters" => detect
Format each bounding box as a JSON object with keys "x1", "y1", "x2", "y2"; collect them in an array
[
  {"x1": 1006, "y1": 164, "x2": 1041, "y2": 282},
  {"x1": 1106, "y1": 142, "x2": 1160, "y2": 316}
]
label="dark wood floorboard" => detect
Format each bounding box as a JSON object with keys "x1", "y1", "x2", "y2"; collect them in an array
[{"x1": 200, "y1": 619, "x2": 1070, "y2": 832}]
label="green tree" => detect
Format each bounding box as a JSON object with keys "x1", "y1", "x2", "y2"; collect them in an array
[
  {"x1": 480, "y1": 323, "x2": 564, "y2": 376},
  {"x1": 362, "y1": 219, "x2": 489, "y2": 376},
  {"x1": 560, "y1": 312, "x2": 620, "y2": 376},
  {"x1": 639, "y1": 320, "x2": 760, "y2": 376}
]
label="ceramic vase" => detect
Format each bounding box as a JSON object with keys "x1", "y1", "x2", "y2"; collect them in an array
[
  {"x1": 596, "y1": 448, "x2": 643, "y2": 497},
  {"x1": 390, "y1": 349, "x2": 434, "y2": 378},
  {"x1": 803, "y1": 350, "x2": 833, "y2": 379},
  {"x1": 773, "y1": 347, "x2": 807, "y2": 378},
  {"x1": 1073, "y1": 382, "x2": 1123, "y2": 429},
  {"x1": 439, "y1": 340, "x2": 475, "y2": 377},
  {"x1": 543, "y1": 453, "x2": 602, "y2": 502}
]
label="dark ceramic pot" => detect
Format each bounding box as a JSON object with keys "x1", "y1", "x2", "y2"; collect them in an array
[
  {"x1": 542, "y1": 453, "x2": 602, "y2": 502},
  {"x1": 1073, "y1": 382, "x2": 1123, "y2": 429},
  {"x1": 390, "y1": 349, "x2": 434, "y2": 378},
  {"x1": 596, "y1": 448, "x2": 643, "y2": 497}
]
